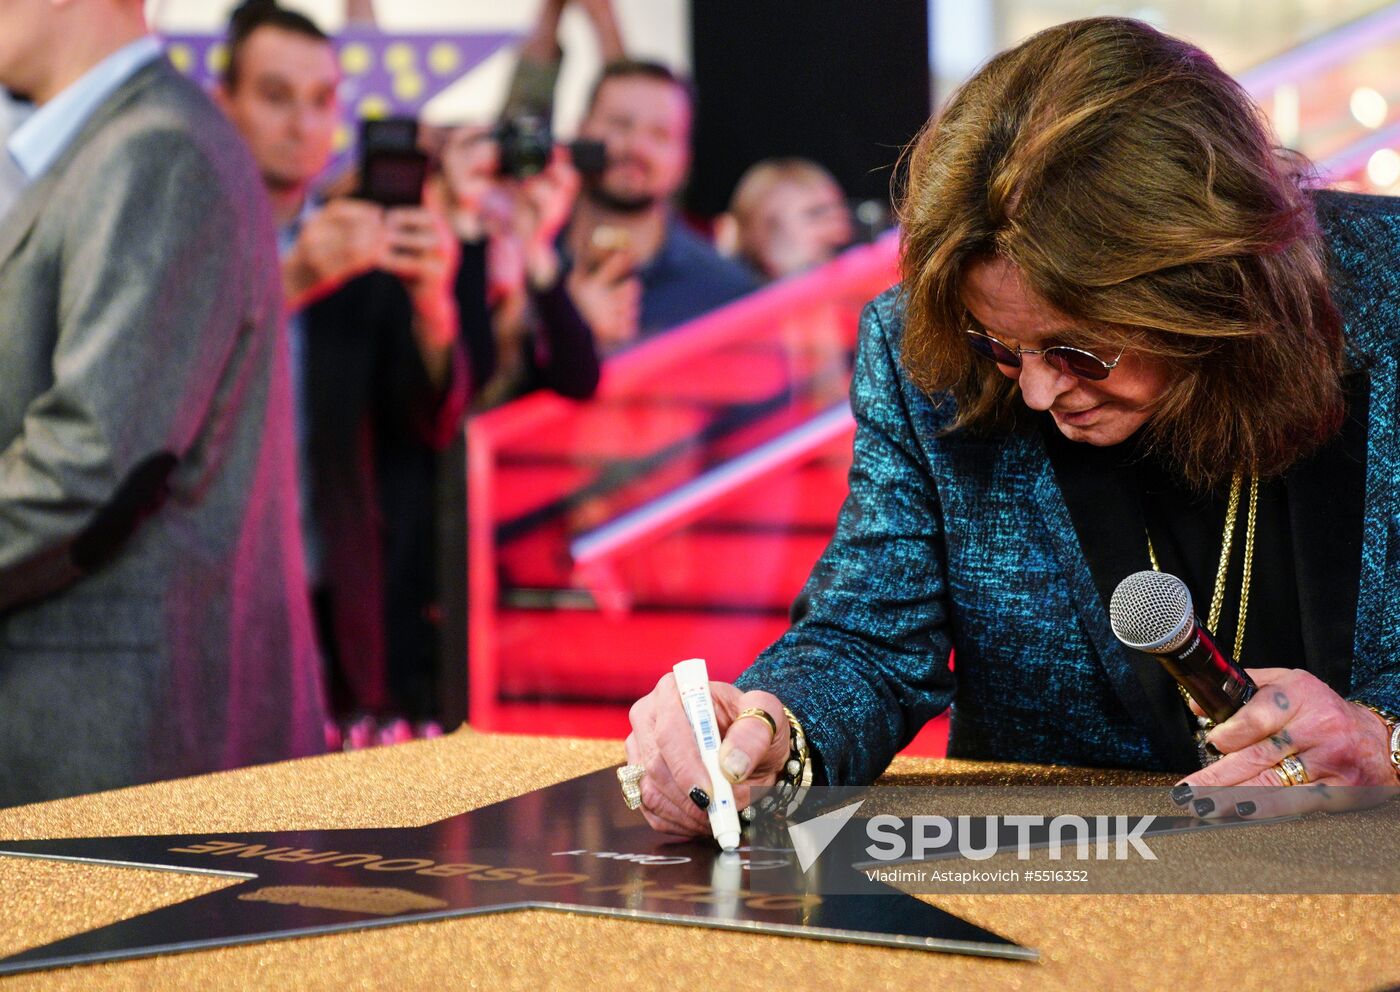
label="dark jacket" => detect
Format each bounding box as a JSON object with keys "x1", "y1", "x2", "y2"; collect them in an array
[
  {"x1": 303, "y1": 271, "x2": 467, "y2": 713},
  {"x1": 0, "y1": 60, "x2": 327, "y2": 806},
  {"x1": 456, "y1": 238, "x2": 601, "y2": 407},
  {"x1": 738, "y1": 191, "x2": 1400, "y2": 785}
]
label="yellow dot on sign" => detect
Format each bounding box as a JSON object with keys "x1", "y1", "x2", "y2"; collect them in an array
[
  {"x1": 393, "y1": 72, "x2": 424, "y2": 101},
  {"x1": 358, "y1": 95, "x2": 390, "y2": 121},
  {"x1": 205, "y1": 43, "x2": 228, "y2": 75},
  {"x1": 427, "y1": 42, "x2": 460, "y2": 76},
  {"x1": 333, "y1": 124, "x2": 352, "y2": 152},
  {"x1": 167, "y1": 44, "x2": 193, "y2": 74},
  {"x1": 384, "y1": 42, "x2": 416, "y2": 73},
  {"x1": 340, "y1": 43, "x2": 372, "y2": 76}
]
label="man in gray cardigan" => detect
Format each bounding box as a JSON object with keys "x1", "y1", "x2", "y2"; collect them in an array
[{"x1": 0, "y1": 0, "x2": 327, "y2": 807}]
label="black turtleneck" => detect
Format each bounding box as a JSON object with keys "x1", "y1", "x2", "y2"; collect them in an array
[{"x1": 1042, "y1": 372, "x2": 1369, "y2": 729}]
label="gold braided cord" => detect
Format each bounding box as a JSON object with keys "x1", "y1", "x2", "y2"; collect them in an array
[
  {"x1": 1234, "y1": 474, "x2": 1259, "y2": 663},
  {"x1": 1144, "y1": 472, "x2": 1257, "y2": 727},
  {"x1": 1207, "y1": 473, "x2": 1243, "y2": 633}
]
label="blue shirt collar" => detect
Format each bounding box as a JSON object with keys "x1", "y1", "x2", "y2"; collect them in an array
[
  {"x1": 7, "y1": 35, "x2": 163, "y2": 182},
  {"x1": 276, "y1": 196, "x2": 318, "y2": 256}
]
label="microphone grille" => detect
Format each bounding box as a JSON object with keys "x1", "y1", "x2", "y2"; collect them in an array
[{"x1": 1109, "y1": 570, "x2": 1194, "y2": 652}]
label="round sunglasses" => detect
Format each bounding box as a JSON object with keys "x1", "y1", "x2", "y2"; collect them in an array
[{"x1": 965, "y1": 329, "x2": 1124, "y2": 382}]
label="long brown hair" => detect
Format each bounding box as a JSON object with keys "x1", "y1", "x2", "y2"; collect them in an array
[{"x1": 897, "y1": 17, "x2": 1345, "y2": 490}]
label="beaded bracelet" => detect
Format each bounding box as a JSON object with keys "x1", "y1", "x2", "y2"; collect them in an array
[{"x1": 743, "y1": 706, "x2": 813, "y2": 822}]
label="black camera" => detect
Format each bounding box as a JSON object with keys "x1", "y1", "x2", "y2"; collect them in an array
[
  {"x1": 357, "y1": 117, "x2": 429, "y2": 207},
  {"x1": 493, "y1": 115, "x2": 607, "y2": 180}
]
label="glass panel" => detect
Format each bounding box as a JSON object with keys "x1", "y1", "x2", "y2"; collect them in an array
[{"x1": 466, "y1": 235, "x2": 904, "y2": 741}]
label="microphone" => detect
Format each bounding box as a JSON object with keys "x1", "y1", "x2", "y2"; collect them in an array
[{"x1": 1108, "y1": 570, "x2": 1256, "y2": 725}]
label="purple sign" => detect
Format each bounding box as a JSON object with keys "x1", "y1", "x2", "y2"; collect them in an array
[{"x1": 164, "y1": 28, "x2": 519, "y2": 173}]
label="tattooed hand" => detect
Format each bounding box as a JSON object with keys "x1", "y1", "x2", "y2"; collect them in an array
[{"x1": 1171, "y1": 668, "x2": 1399, "y2": 820}]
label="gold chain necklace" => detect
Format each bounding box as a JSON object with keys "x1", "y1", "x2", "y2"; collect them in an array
[{"x1": 1146, "y1": 472, "x2": 1259, "y2": 730}]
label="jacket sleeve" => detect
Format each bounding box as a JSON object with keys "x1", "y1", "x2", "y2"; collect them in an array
[
  {"x1": 526, "y1": 276, "x2": 601, "y2": 400},
  {"x1": 735, "y1": 297, "x2": 956, "y2": 786},
  {"x1": 374, "y1": 276, "x2": 468, "y2": 452},
  {"x1": 0, "y1": 133, "x2": 252, "y2": 611},
  {"x1": 1348, "y1": 409, "x2": 1400, "y2": 716},
  {"x1": 1315, "y1": 193, "x2": 1400, "y2": 722},
  {"x1": 456, "y1": 239, "x2": 498, "y2": 395}
]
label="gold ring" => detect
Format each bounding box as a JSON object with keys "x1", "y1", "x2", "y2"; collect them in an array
[
  {"x1": 733, "y1": 707, "x2": 780, "y2": 746},
  {"x1": 1274, "y1": 754, "x2": 1309, "y2": 787},
  {"x1": 617, "y1": 764, "x2": 645, "y2": 810}
]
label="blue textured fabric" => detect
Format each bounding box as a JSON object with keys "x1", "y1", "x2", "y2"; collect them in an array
[
  {"x1": 736, "y1": 191, "x2": 1400, "y2": 786},
  {"x1": 637, "y1": 215, "x2": 759, "y2": 335}
]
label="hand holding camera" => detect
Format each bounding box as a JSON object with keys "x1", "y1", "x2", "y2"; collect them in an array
[
  {"x1": 283, "y1": 199, "x2": 388, "y2": 311},
  {"x1": 440, "y1": 124, "x2": 588, "y2": 292},
  {"x1": 439, "y1": 124, "x2": 511, "y2": 242},
  {"x1": 566, "y1": 232, "x2": 640, "y2": 353},
  {"x1": 509, "y1": 147, "x2": 581, "y2": 290},
  {"x1": 379, "y1": 202, "x2": 461, "y2": 350}
]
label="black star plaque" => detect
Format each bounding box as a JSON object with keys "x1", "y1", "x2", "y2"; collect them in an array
[{"x1": 0, "y1": 769, "x2": 1037, "y2": 976}]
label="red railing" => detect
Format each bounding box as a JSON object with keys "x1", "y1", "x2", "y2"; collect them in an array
[{"x1": 465, "y1": 232, "x2": 900, "y2": 733}]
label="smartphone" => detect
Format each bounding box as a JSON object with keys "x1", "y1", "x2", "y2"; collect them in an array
[{"x1": 357, "y1": 117, "x2": 428, "y2": 207}]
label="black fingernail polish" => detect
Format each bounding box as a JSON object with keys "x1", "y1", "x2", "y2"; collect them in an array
[
  {"x1": 1235, "y1": 801, "x2": 1256, "y2": 817},
  {"x1": 689, "y1": 787, "x2": 711, "y2": 810},
  {"x1": 1193, "y1": 798, "x2": 1215, "y2": 817},
  {"x1": 1171, "y1": 784, "x2": 1193, "y2": 805}
]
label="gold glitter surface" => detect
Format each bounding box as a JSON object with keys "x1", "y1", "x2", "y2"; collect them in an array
[{"x1": 1, "y1": 729, "x2": 1397, "y2": 991}]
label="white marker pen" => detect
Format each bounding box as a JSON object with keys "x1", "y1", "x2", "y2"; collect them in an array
[{"x1": 673, "y1": 658, "x2": 742, "y2": 852}]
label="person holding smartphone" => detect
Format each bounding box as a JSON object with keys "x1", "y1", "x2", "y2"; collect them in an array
[
  {"x1": 503, "y1": 0, "x2": 758, "y2": 347},
  {"x1": 216, "y1": 0, "x2": 468, "y2": 733}
]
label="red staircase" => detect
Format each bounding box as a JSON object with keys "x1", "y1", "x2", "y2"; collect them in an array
[{"x1": 464, "y1": 231, "x2": 948, "y2": 756}]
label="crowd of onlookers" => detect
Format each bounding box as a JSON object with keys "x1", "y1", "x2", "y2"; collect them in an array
[
  {"x1": 217, "y1": 0, "x2": 865, "y2": 745},
  {"x1": 0, "y1": 0, "x2": 866, "y2": 806}
]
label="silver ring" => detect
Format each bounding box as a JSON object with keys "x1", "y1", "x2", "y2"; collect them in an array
[{"x1": 617, "y1": 764, "x2": 645, "y2": 810}]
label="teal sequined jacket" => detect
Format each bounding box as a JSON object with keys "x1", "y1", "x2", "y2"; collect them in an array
[{"x1": 736, "y1": 191, "x2": 1400, "y2": 785}]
